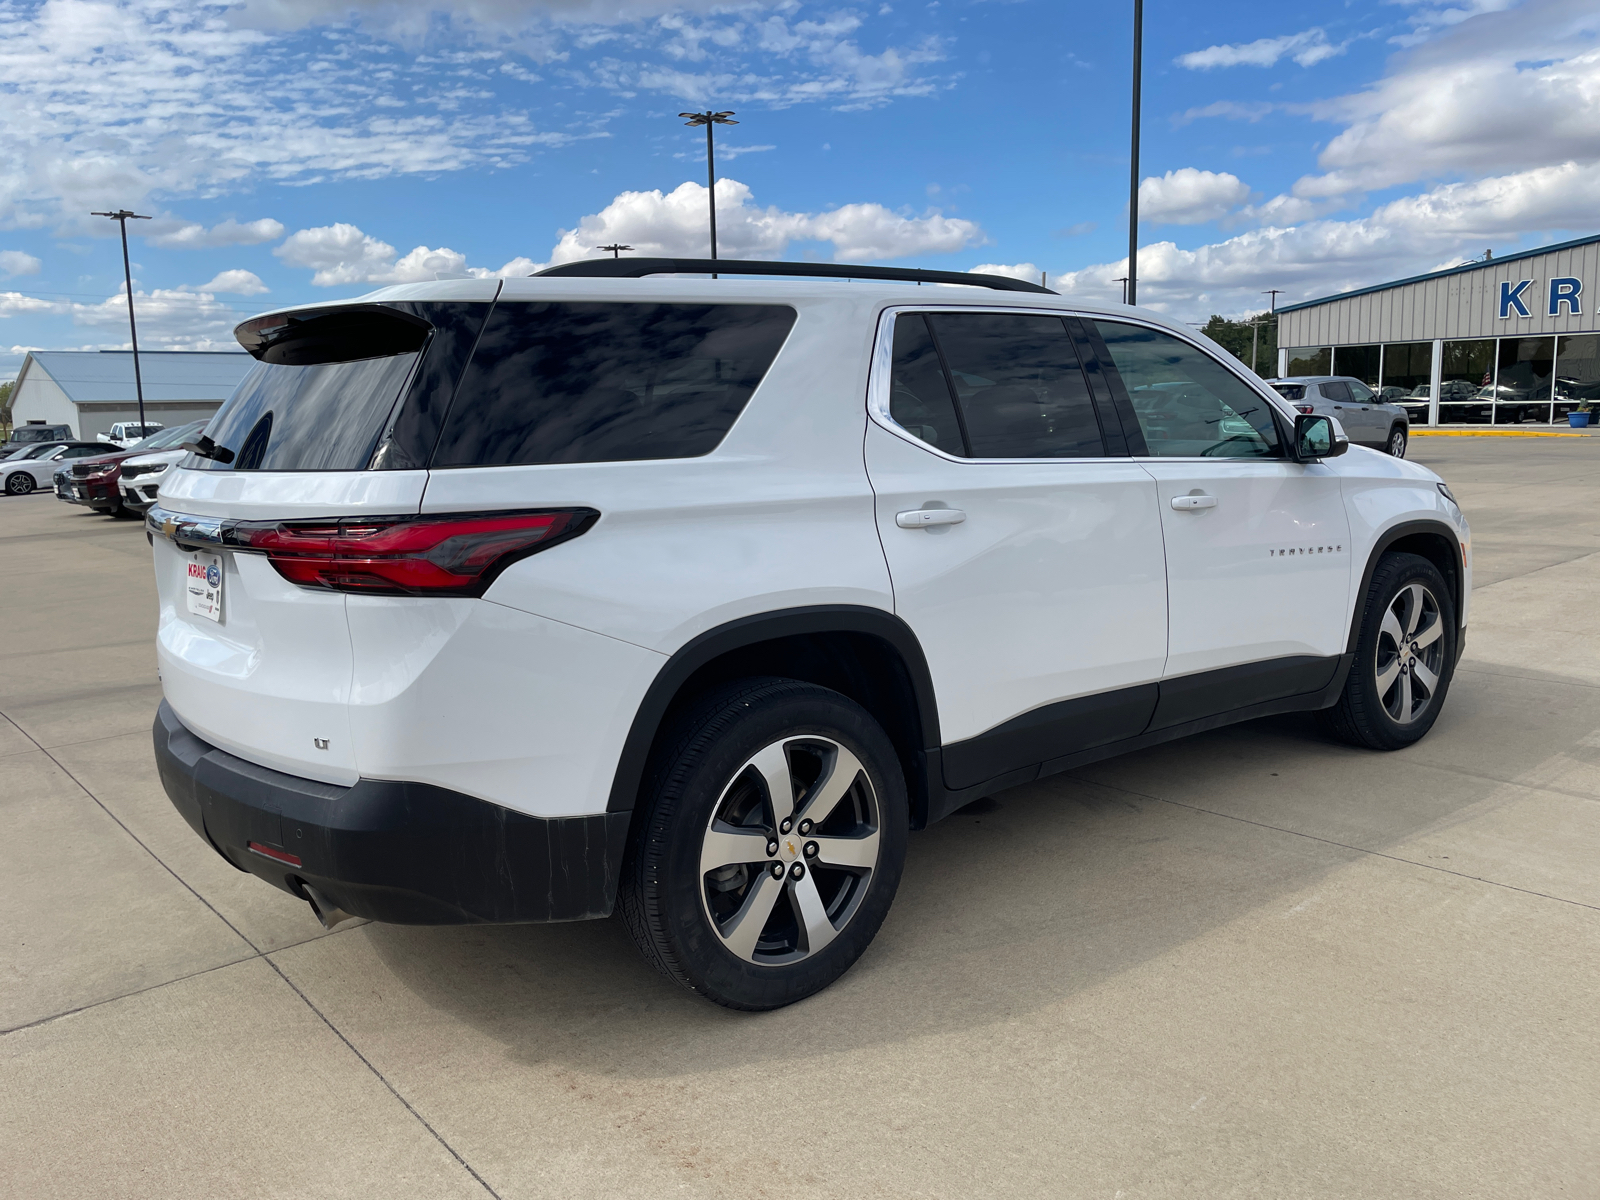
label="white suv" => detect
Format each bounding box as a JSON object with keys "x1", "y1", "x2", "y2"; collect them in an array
[{"x1": 149, "y1": 259, "x2": 1470, "y2": 1010}]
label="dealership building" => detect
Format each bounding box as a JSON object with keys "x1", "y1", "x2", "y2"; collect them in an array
[
  {"x1": 1275, "y1": 232, "x2": 1600, "y2": 425},
  {"x1": 9, "y1": 350, "x2": 252, "y2": 442}
]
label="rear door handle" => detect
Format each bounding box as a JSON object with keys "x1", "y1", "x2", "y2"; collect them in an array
[
  {"x1": 1170, "y1": 495, "x2": 1217, "y2": 511},
  {"x1": 896, "y1": 508, "x2": 967, "y2": 529}
]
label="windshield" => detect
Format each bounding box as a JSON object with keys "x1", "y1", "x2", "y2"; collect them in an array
[
  {"x1": 20, "y1": 443, "x2": 65, "y2": 460},
  {"x1": 125, "y1": 421, "x2": 207, "y2": 454},
  {"x1": 11, "y1": 427, "x2": 63, "y2": 444}
]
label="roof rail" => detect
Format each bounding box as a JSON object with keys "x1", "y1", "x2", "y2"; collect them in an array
[{"x1": 531, "y1": 257, "x2": 1055, "y2": 294}]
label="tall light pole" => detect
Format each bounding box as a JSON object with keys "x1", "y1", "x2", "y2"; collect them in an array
[
  {"x1": 91, "y1": 209, "x2": 153, "y2": 432},
  {"x1": 679, "y1": 110, "x2": 738, "y2": 267},
  {"x1": 1127, "y1": 0, "x2": 1143, "y2": 306}
]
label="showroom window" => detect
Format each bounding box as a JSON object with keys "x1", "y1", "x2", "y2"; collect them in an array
[
  {"x1": 1333, "y1": 344, "x2": 1380, "y2": 388},
  {"x1": 1439, "y1": 339, "x2": 1495, "y2": 424},
  {"x1": 1381, "y1": 342, "x2": 1432, "y2": 420},
  {"x1": 1556, "y1": 334, "x2": 1600, "y2": 418},
  {"x1": 1283, "y1": 346, "x2": 1331, "y2": 377},
  {"x1": 1493, "y1": 337, "x2": 1555, "y2": 424}
]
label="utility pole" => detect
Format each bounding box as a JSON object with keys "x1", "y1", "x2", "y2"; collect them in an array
[
  {"x1": 679, "y1": 110, "x2": 738, "y2": 271},
  {"x1": 1114, "y1": 276, "x2": 1130, "y2": 305},
  {"x1": 1127, "y1": 0, "x2": 1142, "y2": 305},
  {"x1": 1262, "y1": 288, "x2": 1284, "y2": 312},
  {"x1": 1260, "y1": 289, "x2": 1284, "y2": 378},
  {"x1": 597, "y1": 243, "x2": 633, "y2": 259},
  {"x1": 91, "y1": 209, "x2": 153, "y2": 432}
]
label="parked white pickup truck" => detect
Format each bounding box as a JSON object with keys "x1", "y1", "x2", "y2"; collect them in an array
[{"x1": 97, "y1": 421, "x2": 165, "y2": 448}]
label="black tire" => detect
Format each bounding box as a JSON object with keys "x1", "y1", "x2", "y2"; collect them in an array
[
  {"x1": 1321, "y1": 552, "x2": 1456, "y2": 750},
  {"x1": 5, "y1": 472, "x2": 35, "y2": 496},
  {"x1": 618, "y1": 677, "x2": 908, "y2": 1010},
  {"x1": 1386, "y1": 425, "x2": 1408, "y2": 458}
]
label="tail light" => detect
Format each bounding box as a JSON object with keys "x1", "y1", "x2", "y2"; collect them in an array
[
  {"x1": 219, "y1": 509, "x2": 598, "y2": 596},
  {"x1": 1294, "y1": 404, "x2": 1315, "y2": 415}
]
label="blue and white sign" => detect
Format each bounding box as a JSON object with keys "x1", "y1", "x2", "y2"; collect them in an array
[{"x1": 1499, "y1": 276, "x2": 1583, "y2": 318}]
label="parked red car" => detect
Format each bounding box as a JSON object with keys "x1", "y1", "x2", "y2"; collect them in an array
[{"x1": 58, "y1": 424, "x2": 204, "y2": 517}]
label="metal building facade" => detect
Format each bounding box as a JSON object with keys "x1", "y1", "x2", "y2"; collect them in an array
[{"x1": 1275, "y1": 233, "x2": 1600, "y2": 426}]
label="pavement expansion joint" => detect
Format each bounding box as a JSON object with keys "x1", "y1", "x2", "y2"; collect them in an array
[{"x1": 1087, "y1": 778, "x2": 1600, "y2": 915}]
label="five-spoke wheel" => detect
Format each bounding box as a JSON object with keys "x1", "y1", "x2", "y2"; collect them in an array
[
  {"x1": 1323, "y1": 551, "x2": 1456, "y2": 749},
  {"x1": 620, "y1": 678, "x2": 908, "y2": 1010},
  {"x1": 1387, "y1": 426, "x2": 1408, "y2": 458}
]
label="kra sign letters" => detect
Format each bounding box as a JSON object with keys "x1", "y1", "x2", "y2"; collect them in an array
[{"x1": 1500, "y1": 277, "x2": 1583, "y2": 319}]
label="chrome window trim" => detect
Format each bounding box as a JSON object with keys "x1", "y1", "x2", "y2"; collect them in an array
[{"x1": 867, "y1": 304, "x2": 1301, "y2": 466}]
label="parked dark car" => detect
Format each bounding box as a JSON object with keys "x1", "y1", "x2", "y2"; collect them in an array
[
  {"x1": 1, "y1": 422, "x2": 75, "y2": 457},
  {"x1": 58, "y1": 424, "x2": 205, "y2": 516}
]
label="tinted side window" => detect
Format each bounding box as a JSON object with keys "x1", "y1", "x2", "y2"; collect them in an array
[
  {"x1": 1321, "y1": 380, "x2": 1352, "y2": 402},
  {"x1": 926, "y1": 313, "x2": 1104, "y2": 458},
  {"x1": 433, "y1": 302, "x2": 797, "y2": 467},
  {"x1": 1094, "y1": 321, "x2": 1280, "y2": 458},
  {"x1": 888, "y1": 314, "x2": 967, "y2": 454}
]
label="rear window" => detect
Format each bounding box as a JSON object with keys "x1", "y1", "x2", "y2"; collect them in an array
[
  {"x1": 194, "y1": 307, "x2": 429, "y2": 471},
  {"x1": 431, "y1": 302, "x2": 797, "y2": 468},
  {"x1": 1270, "y1": 383, "x2": 1305, "y2": 401}
]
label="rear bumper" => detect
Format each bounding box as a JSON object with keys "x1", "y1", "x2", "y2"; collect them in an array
[{"x1": 152, "y1": 700, "x2": 629, "y2": 925}]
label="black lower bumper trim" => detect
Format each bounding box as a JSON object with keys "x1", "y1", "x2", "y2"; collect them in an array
[{"x1": 153, "y1": 701, "x2": 629, "y2": 925}]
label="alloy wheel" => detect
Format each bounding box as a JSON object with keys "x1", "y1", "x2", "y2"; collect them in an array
[
  {"x1": 1375, "y1": 582, "x2": 1443, "y2": 725},
  {"x1": 6, "y1": 473, "x2": 34, "y2": 495},
  {"x1": 699, "y1": 735, "x2": 880, "y2": 966},
  {"x1": 1388, "y1": 428, "x2": 1407, "y2": 457}
]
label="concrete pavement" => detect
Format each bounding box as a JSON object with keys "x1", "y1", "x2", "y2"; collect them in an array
[{"x1": 3, "y1": 439, "x2": 1597, "y2": 1198}]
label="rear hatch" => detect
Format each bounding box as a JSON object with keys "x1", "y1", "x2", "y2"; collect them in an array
[{"x1": 152, "y1": 294, "x2": 494, "y2": 783}]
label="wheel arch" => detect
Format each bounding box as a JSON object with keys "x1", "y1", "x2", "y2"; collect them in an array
[
  {"x1": 1349, "y1": 519, "x2": 1464, "y2": 654},
  {"x1": 607, "y1": 605, "x2": 941, "y2": 828}
]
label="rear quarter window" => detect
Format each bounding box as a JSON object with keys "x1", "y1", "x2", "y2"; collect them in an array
[{"x1": 430, "y1": 302, "x2": 797, "y2": 468}]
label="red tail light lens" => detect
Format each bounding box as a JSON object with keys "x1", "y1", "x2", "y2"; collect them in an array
[
  {"x1": 1294, "y1": 404, "x2": 1315, "y2": 415},
  {"x1": 229, "y1": 509, "x2": 597, "y2": 596}
]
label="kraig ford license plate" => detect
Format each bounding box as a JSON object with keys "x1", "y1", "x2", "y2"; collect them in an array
[{"x1": 185, "y1": 551, "x2": 223, "y2": 622}]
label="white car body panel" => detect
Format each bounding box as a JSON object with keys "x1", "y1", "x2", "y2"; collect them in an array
[{"x1": 147, "y1": 276, "x2": 1473, "y2": 827}]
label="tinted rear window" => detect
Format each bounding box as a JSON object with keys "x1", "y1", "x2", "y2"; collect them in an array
[
  {"x1": 196, "y1": 307, "x2": 430, "y2": 471},
  {"x1": 1270, "y1": 383, "x2": 1305, "y2": 401},
  {"x1": 431, "y1": 302, "x2": 797, "y2": 468}
]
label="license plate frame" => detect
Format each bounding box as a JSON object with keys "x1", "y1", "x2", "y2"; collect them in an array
[{"x1": 185, "y1": 551, "x2": 224, "y2": 623}]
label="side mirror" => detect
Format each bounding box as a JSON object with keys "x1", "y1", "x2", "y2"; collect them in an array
[{"x1": 1294, "y1": 414, "x2": 1347, "y2": 461}]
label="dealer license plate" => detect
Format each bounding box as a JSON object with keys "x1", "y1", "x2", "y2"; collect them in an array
[{"x1": 185, "y1": 552, "x2": 223, "y2": 623}]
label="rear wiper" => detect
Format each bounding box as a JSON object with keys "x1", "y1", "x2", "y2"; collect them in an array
[{"x1": 182, "y1": 435, "x2": 235, "y2": 464}]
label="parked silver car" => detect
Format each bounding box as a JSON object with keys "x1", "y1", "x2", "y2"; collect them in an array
[{"x1": 1267, "y1": 376, "x2": 1411, "y2": 457}]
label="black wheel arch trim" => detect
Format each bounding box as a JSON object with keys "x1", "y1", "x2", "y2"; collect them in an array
[
  {"x1": 605, "y1": 604, "x2": 941, "y2": 814},
  {"x1": 1349, "y1": 518, "x2": 1466, "y2": 656}
]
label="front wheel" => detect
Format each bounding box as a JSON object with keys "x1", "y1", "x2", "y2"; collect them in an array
[
  {"x1": 1322, "y1": 552, "x2": 1456, "y2": 750},
  {"x1": 1387, "y1": 425, "x2": 1408, "y2": 458},
  {"x1": 619, "y1": 678, "x2": 908, "y2": 1010},
  {"x1": 5, "y1": 472, "x2": 35, "y2": 496}
]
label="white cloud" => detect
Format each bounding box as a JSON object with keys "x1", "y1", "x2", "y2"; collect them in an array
[
  {"x1": 146, "y1": 218, "x2": 286, "y2": 250},
  {"x1": 545, "y1": 179, "x2": 983, "y2": 264},
  {"x1": 275, "y1": 181, "x2": 985, "y2": 288},
  {"x1": 1292, "y1": 0, "x2": 1600, "y2": 199},
  {"x1": 970, "y1": 262, "x2": 1042, "y2": 283},
  {"x1": 184, "y1": 269, "x2": 270, "y2": 295},
  {"x1": 0, "y1": 251, "x2": 42, "y2": 277},
  {"x1": 0, "y1": 292, "x2": 62, "y2": 317},
  {"x1": 1178, "y1": 28, "x2": 1345, "y2": 70},
  {"x1": 1139, "y1": 169, "x2": 1252, "y2": 225}
]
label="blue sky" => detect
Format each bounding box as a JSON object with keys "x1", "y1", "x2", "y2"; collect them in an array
[{"x1": 2, "y1": 0, "x2": 1598, "y2": 376}]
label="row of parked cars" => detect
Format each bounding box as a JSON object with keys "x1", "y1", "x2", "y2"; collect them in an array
[{"x1": 0, "y1": 420, "x2": 208, "y2": 516}]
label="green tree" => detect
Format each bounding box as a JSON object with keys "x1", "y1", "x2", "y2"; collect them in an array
[
  {"x1": 0, "y1": 380, "x2": 13, "y2": 441},
  {"x1": 1199, "y1": 312, "x2": 1278, "y2": 378}
]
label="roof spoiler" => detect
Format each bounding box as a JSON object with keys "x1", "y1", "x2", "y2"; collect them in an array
[{"x1": 531, "y1": 257, "x2": 1056, "y2": 295}]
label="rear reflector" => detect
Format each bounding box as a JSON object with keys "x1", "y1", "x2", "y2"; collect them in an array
[
  {"x1": 217, "y1": 508, "x2": 597, "y2": 597},
  {"x1": 249, "y1": 841, "x2": 302, "y2": 867}
]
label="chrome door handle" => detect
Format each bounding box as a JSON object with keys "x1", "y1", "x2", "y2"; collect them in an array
[
  {"x1": 896, "y1": 508, "x2": 967, "y2": 529},
  {"x1": 1170, "y1": 495, "x2": 1217, "y2": 511}
]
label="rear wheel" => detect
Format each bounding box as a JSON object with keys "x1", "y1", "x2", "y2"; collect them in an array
[
  {"x1": 619, "y1": 678, "x2": 908, "y2": 1010},
  {"x1": 5, "y1": 472, "x2": 34, "y2": 496},
  {"x1": 1322, "y1": 552, "x2": 1455, "y2": 750},
  {"x1": 1386, "y1": 425, "x2": 1408, "y2": 458}
]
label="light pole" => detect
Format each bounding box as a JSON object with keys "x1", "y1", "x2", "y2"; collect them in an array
[
  {"x1": 597, "y1": 243, "x2": 633, "y2": 259},
  {"x1": 679, "y1": 110, "x2": 738, "y2": 266},
  {"x1": 91, "y1": 209, "x2": 153, "y2": 432},
  {"x1": 1127, "y1": 0, "x2": 1142, "y2": 305}
]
